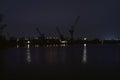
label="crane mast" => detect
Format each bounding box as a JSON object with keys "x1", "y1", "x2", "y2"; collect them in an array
[
  {"x1": 56, "y1": 27, "x2": 65, "y2": 40},
  {"x1": 69, "y1": 16, "x2": 80, "y2": 40}
]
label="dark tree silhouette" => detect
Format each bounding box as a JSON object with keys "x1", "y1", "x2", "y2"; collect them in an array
[
  {"x1": 0, "y1": 14, "x2": 8, "y2": 48},
  {"x1": 0, "y1": 14, "x2": 7, "y2": 36}
]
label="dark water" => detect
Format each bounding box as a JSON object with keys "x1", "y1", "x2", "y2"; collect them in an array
[{"x1": 1, "y1": 44, "x2": 120, "y2": 79}]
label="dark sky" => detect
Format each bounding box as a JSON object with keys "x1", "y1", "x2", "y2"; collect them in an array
[{"x1": 0, "y1": 0, "x2": 120, "y2": 39}]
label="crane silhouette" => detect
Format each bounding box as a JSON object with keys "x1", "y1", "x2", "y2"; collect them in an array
[
  {"x1": 36, "y1": 27, "x2": 45, "y2": 39},
  {"x1": 69, "y1": 16, "x2": 80, "y2": 40},
  {"x1": 56, "y1": 26, "x2": 65, "y2": 40}
]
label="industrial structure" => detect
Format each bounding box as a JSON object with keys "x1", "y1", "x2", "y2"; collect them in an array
[
  {"x1": 69, "y1": 16, "x2": 80, "y2": 40},
  {"x1": 56, "y1": 27, "x2": 65, "y2": 40},
  {"x1": 36, "y1": 27, "x2": 45, "y2": 39}
]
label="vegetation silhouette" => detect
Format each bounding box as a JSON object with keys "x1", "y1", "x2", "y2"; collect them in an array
[{"x1": 0, "y1": 14, "x2": 8, "y2": 49}]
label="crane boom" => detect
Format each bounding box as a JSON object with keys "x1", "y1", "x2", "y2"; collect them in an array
[
  {"x1": 36, "y1": 27, "x2": 42, "y2": 35},
  {"x1": 73, "y1": 16, "x2": 80, "y2": 29},
  {"x1": 36, "y1": 27, "x2": 45, "y2": 39}
]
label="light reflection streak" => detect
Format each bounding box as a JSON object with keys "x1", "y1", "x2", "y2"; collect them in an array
[
  {"x1": 46, "y1": 44, "x2": 59, "y2": 47},
  {"x1": 16, "y1": 38, "x2": 19, "y2": 48},
  {"x1": 82, "y1": 43, "x2": 87, "y2": 63},
  {"x1": 60, "y1": 44, "x2": 66, "y2": 47},
  {"x1": 17, "y1": 44, "x2": 19, "y2": 48},
  {"x1": 35, "y1": 44, "x2": 39, "y2": 48},
  {"x1": 45, "y1": 48, "x2": 58, "y2": 64},
  {"x1": 26, "y1": 44, "x2": 31, "y2": 63}
]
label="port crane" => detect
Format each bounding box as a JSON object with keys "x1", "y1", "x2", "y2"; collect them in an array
[
  {"x1": 69, "y1": 16, "x2": 80, "y2": 40},
  {"x1": 56, "y1": 27, "x2": 65, "y2": 40},
  {"x1": 36, "y1": 27, "x2": 45, "y2": 39}
]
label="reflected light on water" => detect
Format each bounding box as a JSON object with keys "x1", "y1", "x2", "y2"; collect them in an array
[
  {"x1": 26, "y1": 44, "x2": 31, "y2": 63},
  {"x1": 82, "y1": 43, "x2": 87, "y2": 63},
  {"x1": 45, "y1": 48, "x2": 58, "y2": 64},
  {"x1": 17, "y1": 44, "x2": 19, "y2": 48},
  {"x1": 60, "y1": 44, "x2": 66, "y2": 47},
  {"x1": 46, "y1": 44, "x2": 59, "y2": 47},
  {"x1": 35, "y1": 44, "x2": 39, "y2": 48},
  {"x1": 16, "y1": 38, "x2": 19, "y2": 48},
  {"x1": 27, "y1": 44, "x2": 30, "y2": 48}
]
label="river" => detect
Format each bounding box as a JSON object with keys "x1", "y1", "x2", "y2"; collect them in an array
[{"x1": 1, "y1": 44, "x2": 120, "y2": 79}]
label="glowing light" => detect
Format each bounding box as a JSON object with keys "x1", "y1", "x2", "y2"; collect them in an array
[
  {"x1": 84, "y1": 43, "x2": 86, "y2": 47},
  {"x1": 61, "y1": 44, "x2": 66, "y2": 47},
  {"x1": 60, "y1": 40, "x2": 67, "y2": 44},
  {"x1": 17, "y1": 44, "x2": 19, "y2": 48},
  {"x1": 27, "y1": 40, "x2": 30, "y2": 44},
  {"x1": 27, "y1": 44, "x2": 30, "y2": 48},
  {"x1": 84, "y1": 38, "x2": 87, "y2": 40}
]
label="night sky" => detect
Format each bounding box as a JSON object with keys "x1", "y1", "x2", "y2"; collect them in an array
[{"x1": 0, "y1": 0, "x2": 120, "y2": 39}]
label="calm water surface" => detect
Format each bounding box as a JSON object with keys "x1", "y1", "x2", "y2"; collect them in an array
[{"x1": 1, "y1": 44, "x2": 120, "y2": 79}]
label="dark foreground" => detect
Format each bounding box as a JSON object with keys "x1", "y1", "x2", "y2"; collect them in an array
[{"x1": 1, "y1": 63, "x2": 120, "y2": 80}]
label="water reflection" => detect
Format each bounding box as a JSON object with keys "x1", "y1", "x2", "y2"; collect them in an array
[
  {"x1": 82, "y1": 43, "x2": 87, "y2": 63},
  {"x1": 60, "y1": 47, "x2": 66, "y2": 64},
  {"x1": 26, "y1": 44, "x2": 31, "y2": 63},
  {"x1": 17, "y1": 44, "x2": 19, "y2": 48},
  {"x1": 45, "y1": 47, "x2": 58, "y2": 64},
  {"x1": 60, "y1": 44, "x2": 66, "y2": 47},
  {"x1": 35, "y1": 44, "x2": 39, "y2": 48},
  {"x1": 16, "y1": 38, "x2": 19, "y2": 48},
  {"x1": 46, "y1": 44, "x2": 67, "y2": 47}
]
